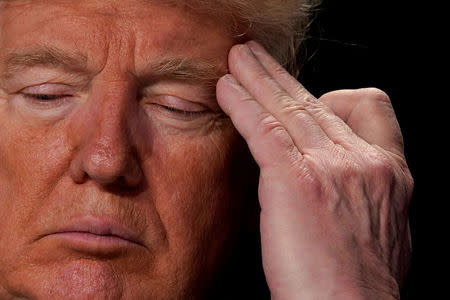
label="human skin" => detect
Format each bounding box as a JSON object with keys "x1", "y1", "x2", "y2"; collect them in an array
[
  {"x1": 0, "y1": 0, "x2": 413, "y2": 299},
  {"x1": 217, "y1": 43, "x2": 413, "y2": 299},
  {"x1": 0, "y1": 1, "x2": 251, "y2": 299}
]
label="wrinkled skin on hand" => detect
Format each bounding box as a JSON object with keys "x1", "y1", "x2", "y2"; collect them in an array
[{"x1": 217, "y1": 41, "x2": 413, "y2": 299}]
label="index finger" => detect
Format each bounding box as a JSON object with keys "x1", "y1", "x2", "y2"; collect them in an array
[
  {"x1": 245, "y1": 41, "x2": 361, "y2": 149},
  {"x1": 228, "y1": 43, "x2": 333, "y2": 152}
]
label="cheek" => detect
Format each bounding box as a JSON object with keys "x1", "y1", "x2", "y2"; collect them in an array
[
  {"x1": 146, "y1": 124, "x2": 244, "y2": 276},
  {"x1": 0, "y1": 114, "x2": 73, "y2": 286},
  {"x1": 151, "y1": 128, "x2": 238, "y2": 233},
  {"x1": 0, "y1": 123, "x2": 69, "y2": 196},
  {"x1": 0, "y1": 115, "x2": 72, "y2": 240}
]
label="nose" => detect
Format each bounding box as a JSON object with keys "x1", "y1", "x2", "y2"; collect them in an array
[{"x1": 69, "y1": 80, "x2": 144, "y2": 188}]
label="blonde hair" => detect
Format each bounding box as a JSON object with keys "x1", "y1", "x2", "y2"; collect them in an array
[{"x1": 173, "y1": 0, "x2": 320, "y2": 76}]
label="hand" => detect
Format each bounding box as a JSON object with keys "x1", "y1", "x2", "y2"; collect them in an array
[{"x1": 216, "y1": 41, "x2": 413, "y2": 299}]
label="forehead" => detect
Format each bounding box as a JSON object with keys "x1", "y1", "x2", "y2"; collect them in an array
[{"x1": 0, "y1": 0, "x2": 233, "y2": 72}]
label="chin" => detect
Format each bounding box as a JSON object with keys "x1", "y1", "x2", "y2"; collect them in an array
[{"x1": 0, "y1": 248, "x2": 217, "y2": 300}]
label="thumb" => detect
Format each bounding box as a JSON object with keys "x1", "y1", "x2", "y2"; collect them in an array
[{"x1": 319, "y1": 88, "x2": 405, "y2": 158}]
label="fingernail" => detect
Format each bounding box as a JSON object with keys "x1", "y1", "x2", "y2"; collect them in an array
[
  {"x1": 221, "y1": 74, "x2": 238, "y2": 85},
  {"x1": 237, "y1": 44, "x2": 255, "y2": 58},
  {"x1": 246, "y1": 40, "x2": 264, "y2": 54}
]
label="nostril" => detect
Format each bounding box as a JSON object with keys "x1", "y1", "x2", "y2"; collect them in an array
[
  {"x1": 69, "y1": 140, "x2": 143, "y2": 188},
  {"x1": 83, "y1": 153, "x2": 143, "y2": 187},
  {"x1": 84, "y1": 151, "x2": 128, "y2": 184},
  {"x1": 69, "y1": 155, "x2": 89, "y2": 184}
]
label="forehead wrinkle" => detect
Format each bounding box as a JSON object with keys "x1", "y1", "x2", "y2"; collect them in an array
[{"x1": 2, "y1": 45, "x2": 89, "y2": 79}]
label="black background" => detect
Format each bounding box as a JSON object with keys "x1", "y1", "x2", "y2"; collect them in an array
[{"x1": 298, "y1": 1, "x2": 443, "y2": 298}]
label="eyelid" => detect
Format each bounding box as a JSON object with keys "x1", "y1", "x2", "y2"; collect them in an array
[
  {"x1": 20, "y1": 83, "x2": 72, "y2": 94},
  {"x1": 14, "y1": 91, "x2": 77, "y2": 116},
  {"x1": 22, "y1": 93, "x2": 71, "y2": 101},
  {"x1": 4, "y1": 66, "x2": 90, "y2": 90},
  {"x1": 149, "y1": 95, "x2": 208, "y2": 112}
]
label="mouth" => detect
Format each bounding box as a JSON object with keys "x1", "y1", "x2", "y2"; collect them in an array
[{"x1": 41, "y1": 216, "x2": 146, "y2": 255}]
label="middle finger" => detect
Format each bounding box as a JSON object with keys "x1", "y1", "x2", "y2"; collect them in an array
[{"x1": 228, "y1": 44, "x2": 333, "y2": 152}]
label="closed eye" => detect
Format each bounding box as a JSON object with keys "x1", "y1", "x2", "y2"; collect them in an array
[
  {"x1": 156, "y1": 103, "x2": 206, "y2": 114},
  {"x1": 152, "y1": 103, "x2": 208, "y2": 119},
  {"x1": 22, "y1": 93, "x2": 71, "y2": 101},
  {"x1": 21, "y1": 93, "x2": 210, "y2": 120},
  {"x1": 19, "y1": 93, "x2": 74, "y2": 110}
]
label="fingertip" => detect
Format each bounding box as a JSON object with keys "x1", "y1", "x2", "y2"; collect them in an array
[
  {"x1": 220, "y1": 74, "x2": 239, "y2": 85},
  {"x1": 246, "y1": 40, "x2": 265, "y2": 55},
  {"x1": 217, "y1": 73, "x2": 251, "y2": 100},
  {"x1": 227, "y1": 44, "x2": 243, "y2": 65},
  {"x1": 216, "y1": 74, "x2": 239, "y2": 97},
  {"x1": 228, "y1": 43, "x2": 257, "y2": 75},
  {"x1": 216, "y1": 74, "x2": 242, "y2": 114}
]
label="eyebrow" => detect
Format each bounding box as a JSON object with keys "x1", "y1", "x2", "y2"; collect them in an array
[
  {"x1": 143, "y1": 56, "x2": 224, "y2": 85},
  {"x1": 2, "y1": 46, "x2": 89, "y2": 77},
  {"x1": 142, "y1": 56, "x2": 225, "y2": 98},
  {"x1": 1, "y1": 46, "x2": 226, "y2": 94}
]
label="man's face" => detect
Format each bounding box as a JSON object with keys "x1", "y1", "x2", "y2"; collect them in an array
[{"x1": 0, "y1": 1, "x2": 248, "y2": 298}]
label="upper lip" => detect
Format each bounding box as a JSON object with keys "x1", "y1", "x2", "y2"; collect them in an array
[{"x1": 44, "y1": 215, "x2": 146, "y2": 247}]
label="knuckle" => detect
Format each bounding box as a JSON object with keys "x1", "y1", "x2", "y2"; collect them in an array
[
  {"x1": 367, "y1": 152, "x2": 395, "y2": 180},
  {"x1": 293, "y1": 86, "x2": 316, "y2": 105},
  {"x1": 363, "y1": 87, "x2": 392, "y2": 104},
  {"x1": 292, "y1": 157, "x2": 325, "y2": 196},
  {"x1": 271, "y1": 89, "x2": 294, "y2": 107},
  {"x1": 284, "y1": 103, "x2": 308, "y2": 118},
  {"x1": 258, "y1": 114, "x2": 287, "y2": 140},
  {"x1": 327, "y1": 148, "x2": 362, "y2": 183},
  {"x1": 405, "y1": 169, "x2": 414, "y2": 191},
  {"x1": 239, "y1": 95, "x2": 256, "y2": 104},
  {"x1": 270, "y1": 88, "x2": 315, "y2": 118},
  {"x1": 254, "y1": 68, "x2": 273, "y2": 82},
  {"x1": 256, "y1": 113, "x2": 299, "y2": 164},
  {"x1": 337, "y1": 158, "x2": 362, "y2": 183},
  {"x1": 271, "y1": 89, "x2": 289, "y2": 102},
  {"x1": 403, "y1": 167, "x2": 415, "y2": 199},
  {"x1": 275, "y1": 94, "x2": 307, "y2": 113},
  {"x1": 332, "y1": 148, "x2": 396, "y2": 186},
  {"x1": 273, "y1": 64, "x2": 289, "y2": 78},
  {"x1": 276, "y1": 94, "x2": 309, "y2": 116}
]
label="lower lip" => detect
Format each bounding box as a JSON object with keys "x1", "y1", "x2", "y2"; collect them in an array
[{"x1": 46, "y1": 232, "x2": 142, "y2": 254}]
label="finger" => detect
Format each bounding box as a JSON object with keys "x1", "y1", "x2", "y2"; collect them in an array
[
  {"x1": 216, "y1": 74, "x2": 302, "y2": 170},
  {"x1": 228, "y1": 44, "x2": 333, "y2": 152},
  {"x1": 245, "y1": 41, "x2": 360, "y2": 148},
  {"x1": 319, "y1": 89, "x2": 405, "y2": 157}
]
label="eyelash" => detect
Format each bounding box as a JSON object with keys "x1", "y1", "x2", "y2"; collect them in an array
[
  {"x1": 155, "y1": 104, "x2": 206, "y2": 117},
  {"x1": 21, "y1": 94, "x2": 208, "y2": 118},
  {"x1": 23, "y1": 94, "x2": 69, "y2": 101},
  {"x1": 21, "y1": 93, "x2": 73, "y2": 110}
]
